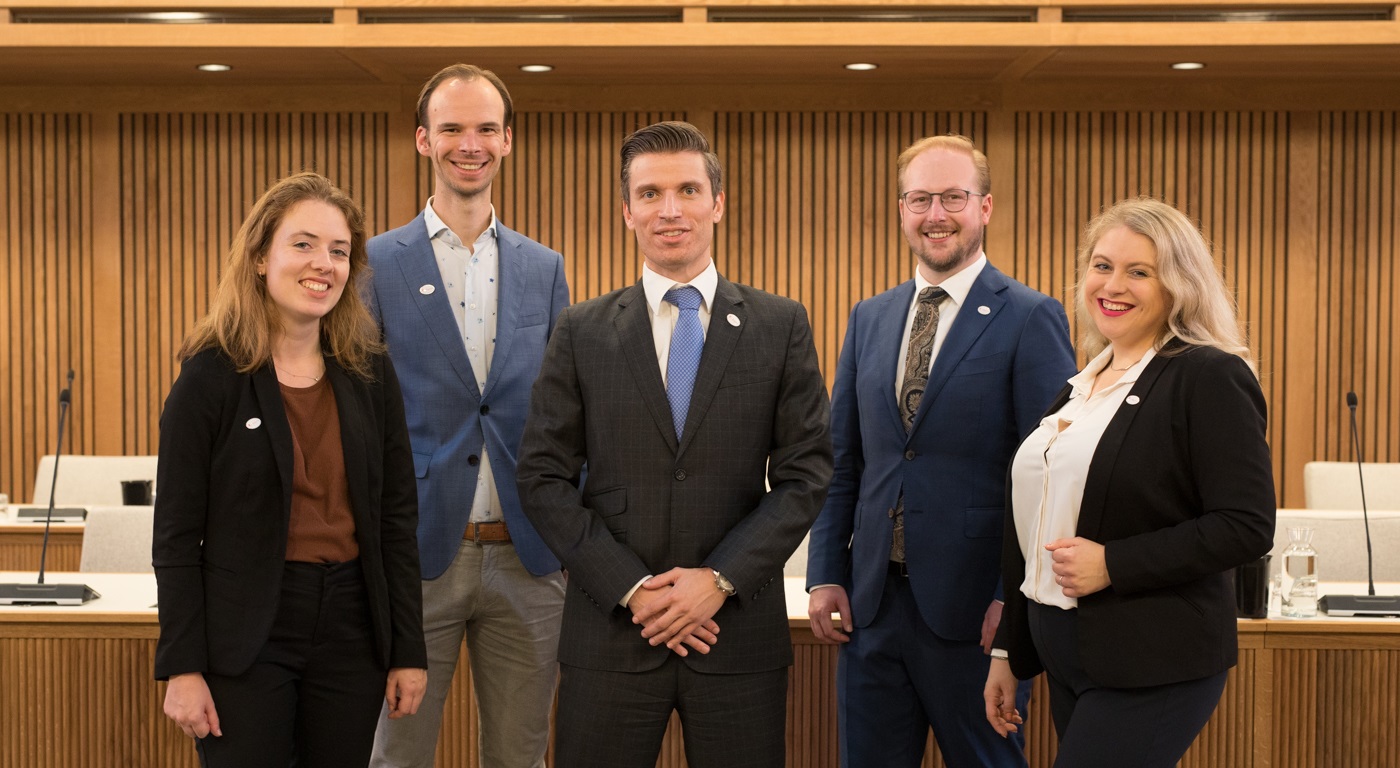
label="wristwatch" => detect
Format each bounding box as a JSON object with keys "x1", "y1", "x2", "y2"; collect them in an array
[{"x1": 712, "y1": 569, "x2": 736, "y2": 597}]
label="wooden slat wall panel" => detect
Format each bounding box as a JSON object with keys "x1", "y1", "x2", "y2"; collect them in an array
[
  {"x1": 1315, "y1": 112, "x2": 1400, "y2": 470},
  {"x1": 1, "y1": 114, "x2": 94, "y2": 506},
  {"x1": 1009, "y1": 111, "x2": 1295, "y2": 499},
  {"x1": 115, "y1": 112, "x2": 392, "y2": 456},
  {"x1": 714, "y1": 112, "x2": 984, "y2": 384}
]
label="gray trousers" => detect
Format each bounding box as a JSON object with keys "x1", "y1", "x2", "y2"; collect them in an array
[{"x1": 370, "y1": 540, "x2": 565, "y2": 768}]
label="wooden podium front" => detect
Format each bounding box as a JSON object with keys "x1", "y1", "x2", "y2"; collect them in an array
[{"x1": 2, "y1": 574, "x2": 1397, "y2": 767}]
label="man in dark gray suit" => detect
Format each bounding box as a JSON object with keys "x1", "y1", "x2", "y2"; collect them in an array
[{"x1": 517, "y1": 121, "x2": 833, "y2": 768}]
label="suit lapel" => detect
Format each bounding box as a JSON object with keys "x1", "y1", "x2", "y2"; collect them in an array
[
  {"x1": 678, "y1": 277, "x2": 743, "y2": 456},
  {"x1": 615, "y1": 283, "x2": 678, "y2": 453},
  {"x1": 877, "y1": 282, "x2": 917, "y2": 436},
  {"x1": 910, "y1": 265, "x2": 1007, "y2": 435},
  {"x1": 390, "y1": 216, "x2": 481, "y2": 399},
  {"x1": 1076, "y1": 342, "x2": 1180, "y2": 540},
  {"x1": 485, "y1": 224, "x2": 529, "y2": 399},
  {"x1": 250, "y1": 365, "x2": 295, "y2": 512},
  {"x1": 325, "y1": 358, "x2": 372, "y2": 535}
]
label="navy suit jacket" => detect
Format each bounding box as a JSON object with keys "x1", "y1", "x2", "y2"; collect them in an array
[
  {"x1": 367, "y1": 214, "x2": 570, "y2": 578},
  {"x1": 995, "y1": 342, "x2": 1276, "y2": 688},
  {"x1": 806, "y1": 262, "x2": 1076, "y2": 641},
  {"x1": 517, "y1": 277, "x2": 833, "y2": 674}
]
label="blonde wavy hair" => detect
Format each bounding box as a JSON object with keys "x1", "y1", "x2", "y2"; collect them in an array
[
  {"x1": 178, "y1": 172, "x2": 383, "y2": 379},
  {"x1": 1074, "y1": 197, "x2": 1255, "y2": 374}
]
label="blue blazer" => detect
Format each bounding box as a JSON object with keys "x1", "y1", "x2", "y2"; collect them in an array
[
  {"x1": 367, "y1": 214, "x2": 570, "y2": 578},
  {"x1": 806, "y1": 262, "x2": 1076, "y2": 641}
]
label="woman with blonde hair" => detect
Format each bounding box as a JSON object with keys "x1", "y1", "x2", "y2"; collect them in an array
[
  {"x1": 983, "y1": 197, "x2": 1275, "y2": 766},
  {"x1": 154, "y1": 172, "x2": 427, "y2": 766}
]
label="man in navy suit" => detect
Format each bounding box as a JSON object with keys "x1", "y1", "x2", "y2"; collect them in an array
[
  {"x1": 805, "y1": 134, "x2": 1076, "y2": 767},
  {"x1": 368, "y1": 64, "x2": 569, "y2": 768}
]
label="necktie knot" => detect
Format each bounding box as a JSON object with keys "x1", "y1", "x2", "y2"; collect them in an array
[
  {"x1": 664, "y1": 285, "x2": 703, "y2": 313},
  {"x1": 919, "y1": 285, "x2": 947, "y2": 305}
]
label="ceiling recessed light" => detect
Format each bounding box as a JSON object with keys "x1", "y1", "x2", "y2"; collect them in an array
[
  {"x1": 845, "y1": 63, "x2": 879, "y2": 71},
  {"x1": 197, "y1": 64, "x2": 232, "y2": 72},
  {"x1": 1171, "y1": 62, "x2": 1206, "y2": 71},
  {"x1": 519, "y1": 64, "x2": 554, "y2": 73}
]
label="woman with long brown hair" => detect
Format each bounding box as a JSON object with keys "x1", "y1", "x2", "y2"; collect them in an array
[{"x1": 153, "y1": 172, "x2": 426, "y2": 766}]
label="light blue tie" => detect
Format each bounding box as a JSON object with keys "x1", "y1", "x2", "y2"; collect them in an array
[{"x1": 663, "y1": 286, "x2": 704, "y2": 440}]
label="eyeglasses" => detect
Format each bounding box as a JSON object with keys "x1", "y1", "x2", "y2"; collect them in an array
[{"x1": 899, "y1": 189, "x2": 985, "y2": 214}]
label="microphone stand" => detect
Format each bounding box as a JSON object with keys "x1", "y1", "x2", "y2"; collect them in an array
[
  {"x1": 0, "y1": 371, "x2": 99, "y2": 605},
  {"x1": 1319, "y1": 392, "x2": 1400, "y2": 616}
]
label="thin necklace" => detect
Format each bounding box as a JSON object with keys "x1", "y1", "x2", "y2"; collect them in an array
[
  {"x1": 1108, "y1": 356, "x2": 1141, "y2": 372},
  {"x1": 275, "y1": 354, "x2": 324, "y2": 384}
]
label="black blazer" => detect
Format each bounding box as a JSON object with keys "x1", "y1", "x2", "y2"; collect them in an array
[
  {"x1": 995, "y1": 342, "x2": 1276, "y2": 689},
  {"x1": 153, "y1": 347, "x2": 426, "y2": 680},
  {"x1": 517, "y1": 276, "x2": 834, "y2": 674}
]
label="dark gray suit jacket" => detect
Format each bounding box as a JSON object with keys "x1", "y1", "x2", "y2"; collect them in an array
[{"x1": 517, "y1": 275, "x2": 833, "y2": 674}]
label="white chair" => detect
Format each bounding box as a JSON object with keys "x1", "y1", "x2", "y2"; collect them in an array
[
  {"x1": 1271, "y1": 509, "x2": 1400, "y2": 583},
  {"x1": 78, "y1": 506, "x2": 155, "y2": 573},
  {"x1": 30, "y1": 455, "x2": 158, "y2": 507},
  {"x1": 1303, "y1": 461, "x2": 1400, "y2": 510}
]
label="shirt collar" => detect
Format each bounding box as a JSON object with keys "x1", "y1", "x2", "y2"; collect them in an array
[
  {"x1": 914, "y1": 253, "x2": 987, "y2": 307},
  {"x1": 1069, "y1": 343, "x2": 1160, "y2": 397},
  {"x1": 423, "y1": 197, "x2": 498, "y2": 247},
  {"x1": 642, "y1": 260, "x2": 719, "y2": 315}
]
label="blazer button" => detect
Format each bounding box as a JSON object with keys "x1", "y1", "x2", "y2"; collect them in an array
[
  {"x1": 480, "y1": 404, "x2": 490, "y2": 415},
  {"x1": 904, "y1": 450, "x2": 916, "y2": 460},
  {"x1": 468, "y1": 455, "x2": 480, "y2": 466},
  {"x1": 674, "y1": 469, "x2": 687, "y2": 481},
  {"x1": 888, "y1": 507, "x2": 896, "y2": 518}
]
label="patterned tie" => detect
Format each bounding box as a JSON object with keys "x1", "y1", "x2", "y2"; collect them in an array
[
  {"x1": 892, "y1": 285, "x2": 947, "y2": 563},
  {"x1": 664, "y1": 286, "x2": 705, "y2": 440}
]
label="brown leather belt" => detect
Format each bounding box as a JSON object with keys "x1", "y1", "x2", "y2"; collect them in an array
[{"x1": 464, "y1": 520, "x2": 511, "y2": 543}]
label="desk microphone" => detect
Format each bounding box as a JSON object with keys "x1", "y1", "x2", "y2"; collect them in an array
[
  {"x1": 0, "y1": 370, "x2": 99, "y2": 605},
  {"x1": 1319, "y1": 391, "x2": 1400, "y2": 616}
]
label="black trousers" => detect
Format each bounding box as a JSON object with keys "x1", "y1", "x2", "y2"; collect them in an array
[
  {"x1": 555, "y1": 656, "x2": 788, "y2": 768},
  {"x1": 1028, "y1": 601, "x2": 1228, "y2": 768},
  {"x1": 196, "y1": 560, "x2": 386, "y2": 768}
]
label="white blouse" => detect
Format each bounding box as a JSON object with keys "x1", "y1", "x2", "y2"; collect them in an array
[{"x1": 1009, "y1": 345, "x2": 1158, "y2": 609}]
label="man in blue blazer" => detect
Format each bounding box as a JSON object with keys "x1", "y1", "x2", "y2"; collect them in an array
[
  {"x1": 806, "y1": 134, "x2": 1076, "y2": 767},
  {"x1": 368, "y1": 64, "x2": 569, "y2": 768}
]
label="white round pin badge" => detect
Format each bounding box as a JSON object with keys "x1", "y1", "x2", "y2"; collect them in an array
[
  {"x1": 419, "y1": 284, "x2": 435, "y2": 295},
  {"x1": 727, "y1": 313, "x2": 741, "y2": 327},
  {"x1": 1126, "y1": 395, "x2": 1141, "y2": 405},
  {"x1": 977, "y1": 305, "x2": 991, "y2": 315},
  {"x1": 246, "y1": 418, "x2": 262, "y2": 429}
]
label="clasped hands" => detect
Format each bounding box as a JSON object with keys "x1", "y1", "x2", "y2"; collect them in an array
[{"x1": 628, "y1": 567, "x2": 726, "y2": 657}]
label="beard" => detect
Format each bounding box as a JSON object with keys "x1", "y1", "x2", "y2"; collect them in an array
[{"x1": 912, "y1": 223, "x2": 984, "y2": 275}]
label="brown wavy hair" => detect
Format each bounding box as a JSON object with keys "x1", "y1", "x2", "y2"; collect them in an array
[{"x1": 177, "y1": 172, "x2": 383, "y2": 379}]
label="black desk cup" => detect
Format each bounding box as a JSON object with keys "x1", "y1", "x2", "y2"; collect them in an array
[
  {"x1": 1235, "y1": 554, "x2": 1271, "y2": 619},
  {"x1": 121, "y1": 479, "x2": 153, "y2": 506}
]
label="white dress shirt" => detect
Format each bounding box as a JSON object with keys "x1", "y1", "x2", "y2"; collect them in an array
[
  {"x1": 1009, "y1": 345, "x2": 1158, "y2": 610},
  {"x1": 424, "y1": 198, "x2": 502, "y2": 524}
]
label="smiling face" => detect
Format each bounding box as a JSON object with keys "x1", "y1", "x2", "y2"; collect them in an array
[
  {"x1": 257, "y1": 199, "x2": 351, "y2": 335},
  {"x1": 622, "y1": 151, "x2": 725, "y2": 283},
  {"x1": 1082, "y1": 225, "x2": 1171, "y2": 357},
  {"x1": 898, "y1": 147, "x2": 992, "y2": 282},
  {"x1": 416, "y1": 76, "x2": 513, "y2": 203}
]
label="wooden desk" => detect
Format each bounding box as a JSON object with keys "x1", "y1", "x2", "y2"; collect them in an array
[
  {"x1": 3, "y1": 574, "x2": 1397, "y2": 767},
  {"x1": 0, "y1": 522, "x2": 83, "y2": 571}
]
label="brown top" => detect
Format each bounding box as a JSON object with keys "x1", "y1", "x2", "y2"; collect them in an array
[{"x1": 280, "y1": 376, "x2": 359, "y2": 563}]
